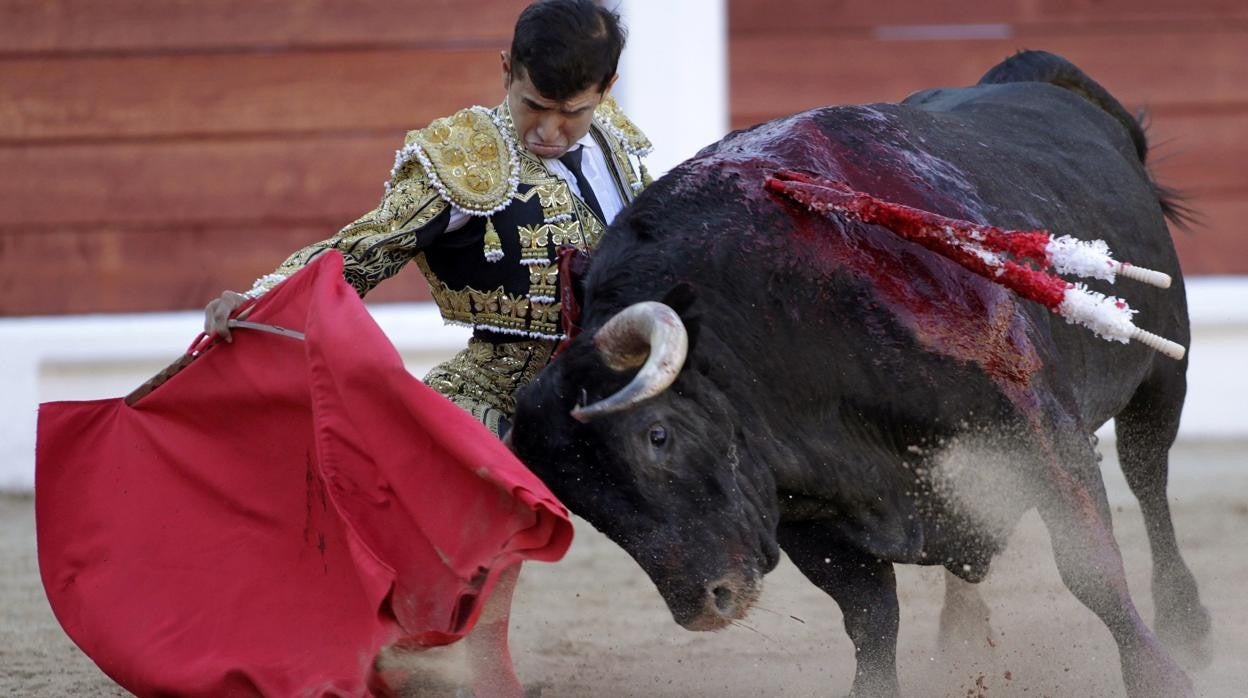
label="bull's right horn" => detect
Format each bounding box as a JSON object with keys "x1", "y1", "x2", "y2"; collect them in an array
[{"x1": 571, "y1": 301, "x2": 689, "y2": 422}]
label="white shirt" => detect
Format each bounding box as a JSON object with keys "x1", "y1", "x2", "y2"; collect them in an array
[{"x1": 446, "y1": 131, "x2": 626, "y2": 232}]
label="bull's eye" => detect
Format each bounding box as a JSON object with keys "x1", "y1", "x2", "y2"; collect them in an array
[{"x1": 648, "y1": 424, "x2": 668, "y2": 447}]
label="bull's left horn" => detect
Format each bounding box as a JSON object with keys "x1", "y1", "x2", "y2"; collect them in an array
[{"x1": 572, "y1": 301, "x2": 689, "y2": 422}]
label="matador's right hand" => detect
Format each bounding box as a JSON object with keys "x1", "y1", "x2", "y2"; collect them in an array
[{"x1": 203, "y1": 290, "x2": 249, "y2": 342}]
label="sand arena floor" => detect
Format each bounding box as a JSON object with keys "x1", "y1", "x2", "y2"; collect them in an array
[{"x1": 3, "y1": 440, "x2": 1245, "y2": 697}]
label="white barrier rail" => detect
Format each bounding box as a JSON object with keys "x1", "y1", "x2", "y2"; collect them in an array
[
  {"x1": 0, "y1": 304, "x2": 470, "y2": 491},
  {"x1": 2, "y1": 277, "x2": 1246, "y2": 491}
]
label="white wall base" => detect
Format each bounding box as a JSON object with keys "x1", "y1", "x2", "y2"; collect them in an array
[{"x1": 0, "y1": 304, "x2": 469, "y2": 491}]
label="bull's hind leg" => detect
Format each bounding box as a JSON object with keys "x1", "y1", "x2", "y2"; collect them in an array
[
  {"x1": 1036, "y1": 435, "x2": 1194, "y2": 698},
  {"x1": 778, "y1": 522, "x2": 900, "y2": 698},
  {"x1": 1115, "y1": 376, "x2": 1211, "y2": 665}
]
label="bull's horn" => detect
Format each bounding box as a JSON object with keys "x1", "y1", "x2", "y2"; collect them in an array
[{"x1": 571, "y1": 301, "x2": 688, "y2": 422}]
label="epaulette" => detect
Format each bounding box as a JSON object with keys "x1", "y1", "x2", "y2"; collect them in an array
[
  {"x1": 389, "y1": 106, "x2": 521, "y2": 217},
  {"x1": 593, "y1": 95, "x2": 653, "y2": 158}
]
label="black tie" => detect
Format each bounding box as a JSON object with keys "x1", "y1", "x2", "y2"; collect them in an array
[{"x1": 558, "y1": 146, "x2": 606, "y2": 224}]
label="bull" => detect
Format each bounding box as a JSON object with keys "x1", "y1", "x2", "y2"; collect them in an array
[{"x1": 508, "y1": 51, "x2": 1209, "y2": 696}]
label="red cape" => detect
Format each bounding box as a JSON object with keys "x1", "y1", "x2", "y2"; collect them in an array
[{"x1": 36, "y1": 253, "x2": 572, "y2": 697}]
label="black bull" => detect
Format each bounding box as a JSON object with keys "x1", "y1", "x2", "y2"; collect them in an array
[{"x1": 509, "y1": 52, "x2": 1209, "y2": 696}]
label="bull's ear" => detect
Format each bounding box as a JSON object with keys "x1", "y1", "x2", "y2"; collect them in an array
[{"x1": 661, "y1": 282, "x2": 700, "y2": 351}]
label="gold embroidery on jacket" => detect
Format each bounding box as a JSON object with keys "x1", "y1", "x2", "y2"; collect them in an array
[
  {"x1": 594, "y1": 95, "x2": 653, "y2": 156},
  {"x1": 411, "y1": 109, "x2": 513, "y2": 213},
  {"x1": 528, "y1": 263, "x2": 559, "y2": 300},
  {"x1": 533, "y1": 181, "x2": 575, "y2": 220},
  {"x1": 423, "y1": 338, "x2": 556, "y2": 430},
  {"x1": 578, "y1": 206, "x2": 605, "y2": 247},
  {"x1": 591, "y1": 95, "x2": 652, "y2": 198},
  {"x1": 531, "y1": 301, "x2": 562, "y2": 331},
  {"x1": 517, "y1": 224, "x2": 550, "y2": 263},
  {"x1": 469, "y1": 288, "x2": 500, "y2": 317},
  {"x1": 257, "y1": 172, "x2": 449, "y2": 297},
  {"x1": 518, "y1": 220, "x2": 586, "y2": 263},
  {"x1": 517, "y1": 152, "x2": 551, "y2": 182},
  {"x1": 497, "y1": 295, "x2": 531, "y2": 332},
  {"x1": 417, "y1": 252, "x2": 562, "y2": 338},
  {"x1": 548, "y1": 220, "x2": 586, "y2": 247},
  {"x1": 259, "y1": 99, "x2": 648, "y2": 333}
]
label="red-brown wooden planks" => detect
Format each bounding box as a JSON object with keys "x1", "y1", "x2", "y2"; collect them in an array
[
  {"x1": 1146, "y1": 112, "x2": 1248, "y2": 197},
  {"x1": 1032, "y1": 0, "x2": 1248, "y2": 25},
  {"x1": 0, "y1": 0, "x2": 528, "y2": 54},
  {"x1": 0, "y1": 49, "x2": 507, "y2": 141},
  {"x1": 1170, "y1": 198, "x2": 1248, "y2": 276},
  {"x1": 0, "y1": 222, "x2": 435, "y2": 316},
  {"x1": 4, "y1": 1, "x2": 1246, "y2": 317},
  {"x1": 729, "y1": 32, "x2": 1248, "y2": 128},
  {"x1": 0, "y1": 135, "x2": 442, "y2": 314},
  {"x1": 0, "y1": 1, "x2": 530, "y2": 315},
  {"x1": 5, "y1": 195, "x2": 1239, "y2": 316},
  {"x1": 727, "y1": 5, "x2": 1247, "y2": 278},
  {"x1": 0, "y1": 134, "x2": 400, "y2": 227},
  {"x1": 4, "y1": 107, "x2": 1234, "y2": 232},
  {"x1": 729, "y1": 0, "x2": 1248, "y2": 35}
]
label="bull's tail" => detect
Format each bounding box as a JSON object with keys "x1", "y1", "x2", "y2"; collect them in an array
[{"x1": 978, "y1": 50, "x2": 1192, "y2": 227}]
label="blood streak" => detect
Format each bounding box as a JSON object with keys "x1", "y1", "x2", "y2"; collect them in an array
[
  {"x1": 704, "y1": 111, "x2": 1046, "y2": 399},
  {"x1": 762, "y1": 169, "x2": 1044, "y2": 401},
  {"x1": 766, "y1": 170, "x2": 1071, "y2": 311}
]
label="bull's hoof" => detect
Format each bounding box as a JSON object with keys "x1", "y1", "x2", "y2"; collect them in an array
[
  {"x1": 380, "y1": 683, "x2": 540, "y2": 698},
  {"x1": 1153, "y1": 570, "x2": 1213, "y2": 671},
  {"x1": 1122, "y1": 638, "x2": 1195, "y2": 698},
  {"x1": 376, "y1": 681, "x2": 540, "y2": 698},
  {"x1": 1143, "y1": 561, "x2": 1212, "y2": 671},
  {"x1": 1156, "y1": 604, "x2": 1214, "y2": 670},
  {"x1": 937, "y1": 598, "x2": 995, "y2": 656},
  {"x1": 375, "y1": 676, "x2": 475, "y2": 698},
  {"x1": 938, "y1": 573, "x2": 996, "y2": 661},
  {"x1": 848, "y1": 673, "x2": 900, "y2": 698},
  {"x1": 371, "y1": 640, "x2": 526, "y2": 698}
]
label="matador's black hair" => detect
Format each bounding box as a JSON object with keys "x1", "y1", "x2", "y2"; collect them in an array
[{"x1": 510, "y1": 0, "x2": 626, "y2": 99}]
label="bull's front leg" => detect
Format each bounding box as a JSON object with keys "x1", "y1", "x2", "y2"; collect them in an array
[{"x1": 778, "y1": 522, "x2": 900, "y2": 697}]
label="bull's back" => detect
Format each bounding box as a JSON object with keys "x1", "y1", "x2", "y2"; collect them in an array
[
  {"x1": 900, "y1": 83, "x2": 1186, "y2": 426},
  {"x1": 611, "y1": 73, "x2": 1185, "y2": 436},
  {"x1": 689, "y1": 82, "x2": 1183, "y2": 430}
]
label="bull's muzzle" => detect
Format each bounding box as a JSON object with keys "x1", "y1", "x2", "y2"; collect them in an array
[{"x1": 674, "y1": 570, "x2": 761, "y2": 631}]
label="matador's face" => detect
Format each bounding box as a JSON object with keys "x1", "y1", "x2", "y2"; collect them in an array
[{"x1": 502, "y1": 53, "x2": 615, "y2": 160}]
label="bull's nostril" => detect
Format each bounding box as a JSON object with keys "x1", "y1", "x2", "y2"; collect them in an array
[{"x1": 711, "y1": 584, "x2": 734, "y2": 614}]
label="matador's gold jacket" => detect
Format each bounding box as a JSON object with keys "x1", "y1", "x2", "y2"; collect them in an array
[{"x1": 246, "y1": 97, "x2": 651, "y2": 431}]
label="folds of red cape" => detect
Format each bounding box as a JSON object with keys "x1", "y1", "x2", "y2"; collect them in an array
[{"x1": 35, "y1": 252, "x2": 572, "y2": 698}]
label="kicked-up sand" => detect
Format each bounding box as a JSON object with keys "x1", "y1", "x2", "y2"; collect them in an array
[{"x1": 3, "y1": 440, "x2": 1245, "y2": 696}]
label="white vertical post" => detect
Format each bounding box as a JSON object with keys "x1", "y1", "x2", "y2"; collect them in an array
[{"x1": 613, "y1": 0, "x2": 729, "y2": 176}]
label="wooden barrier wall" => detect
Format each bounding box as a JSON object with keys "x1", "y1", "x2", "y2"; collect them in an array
[
  {"x1": 729, "y1": 0, "x2": 1248, "y2": 277},
  {"x1": 3, "y1": 1, "x2": 1245, "y2": 315},
  {"x1": 0, "y1": 0, "x2": 528, "y2": 315}
]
